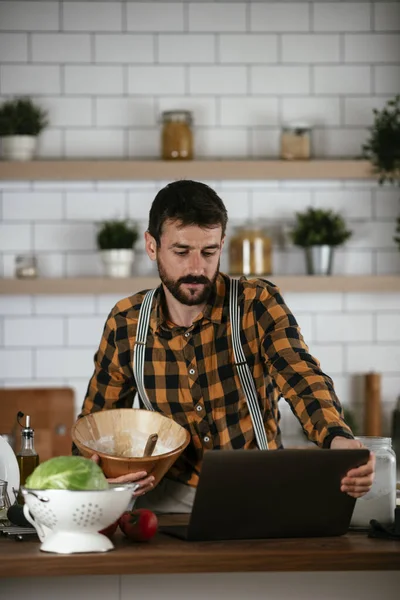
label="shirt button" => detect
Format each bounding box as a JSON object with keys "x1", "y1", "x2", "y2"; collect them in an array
[
  {"x1": 204, "y1": 436, "x2": 210, "y2": 443},
  {"x1": 196, "y1": 405, "x2": 202, "y2": 412},
  {"x1": 189, "y1": 368, "x2": 195, "y2": 375},
  {"x1": 184, "y1": 332, "x2": 190, "y2": 338}
]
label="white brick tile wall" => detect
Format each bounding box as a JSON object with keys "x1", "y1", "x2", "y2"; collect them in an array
[
  {"x1": 282, "y1": 98, "x2": 341, "y2": 127},
  {"x1": 4, "y1": 317, "x2": 64, "y2": 347},
  {"x1": 313, "y1": 3, "x2": 371, "y2": 32},
  {"x1": 0, "y1": 33, "x2": 28, "y2": 62},
  {"x1": 284, "y1": 292, "x2": 344, "y2": 313},
  {"x1": 315, "y1": 314, "x2": 374, "y2": 343},
  {"x1": 0, "y1": 224, "x2": 31, "y2": 252},
  {"x1": 96, "y1": 97, "x2": 155, "y2": 127},
  {"x1": 190, "y1": 66, "x2": 247, "y2": 94},
  {"x1": 0, "y1": 65, "x2": 61, "y2": 94},
  {"x1": 221, "y1": 190, "x2": 251, "y2": 220},
  {"x1": 159, "y1": 34, "x2": 215, "y2": 63},
  {"x1": 0, "y1": 350, "x2": 32, "y2": 379},
  {"x1": 344, "y1": 96, "x2": 392, "y2": 126},
  {"x1": 250, "y1": 3, "x2": 309, "y2": 32},
  {"x1": 250, "y1": 128, "x2": 281, "y2": 158},
  {"x1": 94, "y1": 34, "x2": 154, "y2": 63},
  {"x1": 374, "y1": 2, "x2": 400, "y2": 32},
  {"x1": 3, "y1": 253, "x2": 65, "y2": 279},
  {"x1": 128, "y1": 66, "x2": 185, "y2": 95},
  {"x1": 36, "y1": 348, "x2": 94, "y2": 378},
  {"x1": 127, "y1": 189, "x2": 157, "y2": 220},
  {"x1": 251, "y1": 66, "x2": 309, "y2": 94},
  {"x1": 38, "y1": 97, "x2": 92, "y2": 128},
  {"x1": 189, "y1": 3, "x2": 246, "y2": 32},
  {"x1": 127, "y1": 3, "x2": 184, "y2": 32},
  {"x1": 66, "y1": 252, "x2": 103, "y2": 276},
  {"x1": 333, "y1": 250, "x2": 374, "y2": 275},
  {"x1": 252, "y1": 191, "x2": 312, "y2": 220},
  {"x1": 295, "y1": 313, "x2": 313, "y2": 343},
  {"x1": 219, "y1": 34, "x2": 278, "y2": 64},
  {"x1": 195, "y1": 128, "x2": 248, "y2": 157},
  {"x1": 309, "y1": 344, "x2": 344, "y2": 375},
  {"x1": 344, "y1": 293, "x2": 400, "y2": 312},
  {"x1": 312, "y1": 128, "x2": 368, "y2": 157},
  {"x1": 220, "y1": 98, "x2": 278, "y2": 126},
  {"x1": 36, "y1": 130, "x2": 64, "y2": 159},
  {"x1": 314, "y1": 66, "x2": 371, "y2": 94},
  {"x1": 0, "y1": 297, "x2": 32, "y2": 316},
  {"x1": 2, "y1": 192, "x2": 63, "y2": 221},
  {"x1": 128, "y1": 128, "x2": 159, "y2": 158},
  {"x1": 314, "y1": 190, "x2": 373, "y2": 219},
  {"x1": 66, "y1": 192, "x2": 126, "y2": 221},
  {"x1": 348, "y1": 221, "x2": 398, "y2": 249},
  {"x1": 376, "y1": 313, "x2": 400, "y2": 342},
  {"x1": 375, "y1": 65, "x2": 400, "y2": 94},
  {"x1": 157, "y1": 97, "x2": 217, "y2": 126},
  {"x1": 63, "y1": 2, "x2": 122, "y2": 32},
  {"x1": 65, "y1": 66, "x2": 124, "y2": 95},
  {"x1": 282, "y1": 35, "x2": 340, "y2": 63},
  {"x1": 34, "y1": 296, "x2": 96, "y2": 316},
  {"x1": 33, "y1": 223, "x2": 96, "y2": 251},
  {"x1": 345, "y1": 33, "x2": 400, "y2": 63},
  {"x1": 375, "y1": 188, "x2": 400, "y2": 218},
  {"x1": 67, "y1": 316, "x2": 106, "y2": 347},
  {"x1": 65, "y1": 130, "x2": 125, "y2": 158},
  {"x1": 376, "y1": 251, "x2": 400, "y2": 274},
  {"x1": 0, "y1": 2, "x2": 59, "y2": 32},
  {"x1": 346, "y1": 345, "x2": 400, "y2": 374},
  {"x1": 31, "y1": 34, "x2": 91, "y2": 63}
]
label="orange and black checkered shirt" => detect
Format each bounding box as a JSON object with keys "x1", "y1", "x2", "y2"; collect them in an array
[{"x1": 75, "y1": 273, "x2": 353, "y2": 487}]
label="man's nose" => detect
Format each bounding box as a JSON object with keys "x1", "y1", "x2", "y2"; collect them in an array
[{"x1": 188, "y1": 252, "x2": 205, "y2": 273}]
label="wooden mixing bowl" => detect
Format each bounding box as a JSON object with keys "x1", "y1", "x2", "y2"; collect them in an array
[{"x1": 71, "y1": 408, "x2": 190, "y2": 486}]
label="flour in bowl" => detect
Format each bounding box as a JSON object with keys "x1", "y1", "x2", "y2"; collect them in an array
[{"x1": 86, "y1": 430, "x2": 172, "y2": 458}]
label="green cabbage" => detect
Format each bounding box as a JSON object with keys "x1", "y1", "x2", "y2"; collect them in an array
[{"x1": 25, "y1": 456, "x2": 109, "y2": 491}]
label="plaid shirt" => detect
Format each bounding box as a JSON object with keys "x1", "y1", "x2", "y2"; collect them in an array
[{"x1": 76, "y1": 273, "x2": 353, "y2": 487}]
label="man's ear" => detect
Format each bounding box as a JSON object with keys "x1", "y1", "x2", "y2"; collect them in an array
[{"x1": 145, "y1": 231, "x2": 157, "y2": 261}]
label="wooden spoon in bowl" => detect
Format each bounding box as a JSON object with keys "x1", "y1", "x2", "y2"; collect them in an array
[{"x1": 143, "y1": 433, "x2": 158, "y2": 457}]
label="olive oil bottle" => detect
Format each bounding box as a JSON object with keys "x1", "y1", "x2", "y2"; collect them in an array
[{"x1": 16, "y1": 412, "x2": 39, "y2": 504}]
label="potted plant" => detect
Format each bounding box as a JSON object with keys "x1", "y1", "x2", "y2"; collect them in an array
[
  {"x1": 96, "y1": 219, "x2": 139, "y2": 278},
  {"x1": 0, "y1": 97, "x2": 48, "y2": 161},
  {"x1": 363, "y1": 95, "x2": 400, "y2": 251},
  {"x1": 290, "y1": 207, "x2": 352, "y2": 275}
]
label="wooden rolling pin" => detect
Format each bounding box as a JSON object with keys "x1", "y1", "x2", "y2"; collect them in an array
[
  {"x1": 364, "y1": 372, "x2": 382, "y2": 436},
  {"x1": 143, "y1": 433, "x2": 158, "y2": 457}
]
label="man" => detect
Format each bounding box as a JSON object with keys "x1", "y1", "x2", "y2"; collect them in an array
[{"x1": 76, "y1": 180, "x2": 375, "y2": 513}]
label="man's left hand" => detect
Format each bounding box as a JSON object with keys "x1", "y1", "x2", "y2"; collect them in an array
[{"x1": 330, "y1": 436, "x2": 375, "y2": 498}]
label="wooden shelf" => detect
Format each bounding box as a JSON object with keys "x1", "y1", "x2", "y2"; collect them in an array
[
  {"x1": 1, "y1": 276, "x2": 399, "y2": 295},
  {"x1": 0, "y1": 160, "x2": 375, "y2": 181}
]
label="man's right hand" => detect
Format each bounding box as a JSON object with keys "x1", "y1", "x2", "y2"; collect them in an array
[{"x1": 90, "y1": 453, "x2": 155, "y2": 497}]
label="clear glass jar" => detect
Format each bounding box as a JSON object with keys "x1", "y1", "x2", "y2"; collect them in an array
[
  {"x1": 15, "y1": 254, "x2": 38, "y2": 279},
  {"x1": 350, "y1": 437, "x2": 397, "y2": 529},
  {"x1": 161, "y1": 110, "x2": 193, "y2": 160},
  {"x1": 280, "y1": 122, "x2": 312, "y2": 160},
  {"x1": 229, "y1": 226, "x2": 272, "y2": 276}
]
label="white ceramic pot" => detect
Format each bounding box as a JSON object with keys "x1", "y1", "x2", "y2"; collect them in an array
[
  {"x1": 1, "y1": 136, "x2": 37, "y2": 161},
  {"x1": 100, "y1": 249, "x2": 135, "y2": 278}
]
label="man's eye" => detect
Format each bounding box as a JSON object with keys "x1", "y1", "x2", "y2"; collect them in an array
[
  {"x1": 203, "y1": 251, "x2": 216, "y2": 257},
  {"x1": 174, "y1": 251, "x2": 187, "y2": 256}
]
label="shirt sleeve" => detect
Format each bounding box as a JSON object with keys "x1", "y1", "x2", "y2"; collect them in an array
[
  {"x1": 72, "y1": 311, "x2": 137, "y2": 455},
  {"x1": 257, "y1": 282, "x2": 354, "y2": 448}
]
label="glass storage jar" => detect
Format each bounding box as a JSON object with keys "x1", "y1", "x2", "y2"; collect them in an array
[
  {"x1": 161, "y1": 110, "x2": 193, "y2": 160},
  {"x1": 15, "y1": 254, "x2": 38, "y2": 279},
  {"x1": 229, "y1": 226, "x2": 272, "y2": 276},
  {"x1": 280, "y1": 122, "x2": 311, "y2": 160},
  {"x1": 350, "y1": 436, "x2": 397, "y2": 529}
]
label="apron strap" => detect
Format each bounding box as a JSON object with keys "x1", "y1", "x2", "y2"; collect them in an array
[
  {"x1": 132, "y1": 287, "x2": 157, "y2": 411},
  {"x1": 229, "y1": 278, "x2": 269, "y2": 450}
]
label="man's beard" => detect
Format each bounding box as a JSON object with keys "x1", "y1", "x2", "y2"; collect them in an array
[{"x1": 157, "y1": 258, "x2": 219, "y2": 306}]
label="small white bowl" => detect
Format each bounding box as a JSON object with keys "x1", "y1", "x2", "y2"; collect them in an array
[{"x1": 22, "y1": 484, "x2": 137, "y2": 554}]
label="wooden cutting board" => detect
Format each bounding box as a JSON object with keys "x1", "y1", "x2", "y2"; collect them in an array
[{"x1": 0, "y1": 388, "x2": 75, "y2": 461}]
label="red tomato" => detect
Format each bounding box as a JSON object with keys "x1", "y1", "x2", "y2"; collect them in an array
[
  {"x1": 118, "y1": 509, "x2": 158, "y2": 542},
  {"x1": 99, "y1": 520, "x2": 118, "y2": 539}
]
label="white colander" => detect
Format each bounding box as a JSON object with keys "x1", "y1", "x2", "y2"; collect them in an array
[{"x1": 21, "y1": 484, "x2": 137, "y2": 554}]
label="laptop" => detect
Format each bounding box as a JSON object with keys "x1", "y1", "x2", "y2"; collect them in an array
[{"x1": 161, "y1": 448, "x2": 370, "y2": 541}]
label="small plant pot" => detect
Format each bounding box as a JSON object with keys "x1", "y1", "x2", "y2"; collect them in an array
[
  {"x1": 100, "y1": 249, "x2": 135, "y2": 278},
  {"x1": 1, "y1": 136, "x2": 37, "y2": 161},
  {"x1": 305, "y1": 245, "x2": 334, "y2": 276}
]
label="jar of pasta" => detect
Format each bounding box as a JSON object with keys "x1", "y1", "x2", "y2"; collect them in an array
[
  {"x1": 229, "y1": 226, "x2": 272, "y2": 277},
  {"x1": 161, "y1": 110, "x2": 193, "y2": 160},
  {"x1": 280, "y1": 122, "x2": 312, "y2": 160}
]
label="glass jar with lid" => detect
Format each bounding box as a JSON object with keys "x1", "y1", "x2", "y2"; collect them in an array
[
  {"x1": 280, "y1": 122, "x2": 312, "y2": 160},
  {"x1": 350, "y1": 436, "x2": 397, "y2": 529},
  {"x1": 229, "y1": 225, "x2": 272, "y2": 277},
  {"x1": 161, "y1": 110, "x2": 193, "y2": 160}
]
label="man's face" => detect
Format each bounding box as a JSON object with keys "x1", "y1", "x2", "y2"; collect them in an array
[{"x1": 146, "y1": 219, "x2": 224, "y2": 306}]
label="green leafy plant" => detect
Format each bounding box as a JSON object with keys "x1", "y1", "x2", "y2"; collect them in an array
[
  {"x1": 97, "y1": 219, "x2": 139, "y2": 250},
  {"x1": 0, "y1": 97, "x2": 48, "y2": 136},
  {"x1": 290, "y1": 208, "x2": 352, "y2": 248},
  {"x1": 362, "y1": 95, "x2": 400, "y2": 185}
]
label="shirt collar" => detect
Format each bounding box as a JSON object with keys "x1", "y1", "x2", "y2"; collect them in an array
[{"x1": 149, "y1": 272, "x2": 229, "y2": 336}]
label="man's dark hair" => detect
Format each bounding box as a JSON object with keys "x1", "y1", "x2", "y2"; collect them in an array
[{"x1": 147, "y1": 180, "x2": 228, "y2": 245}]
